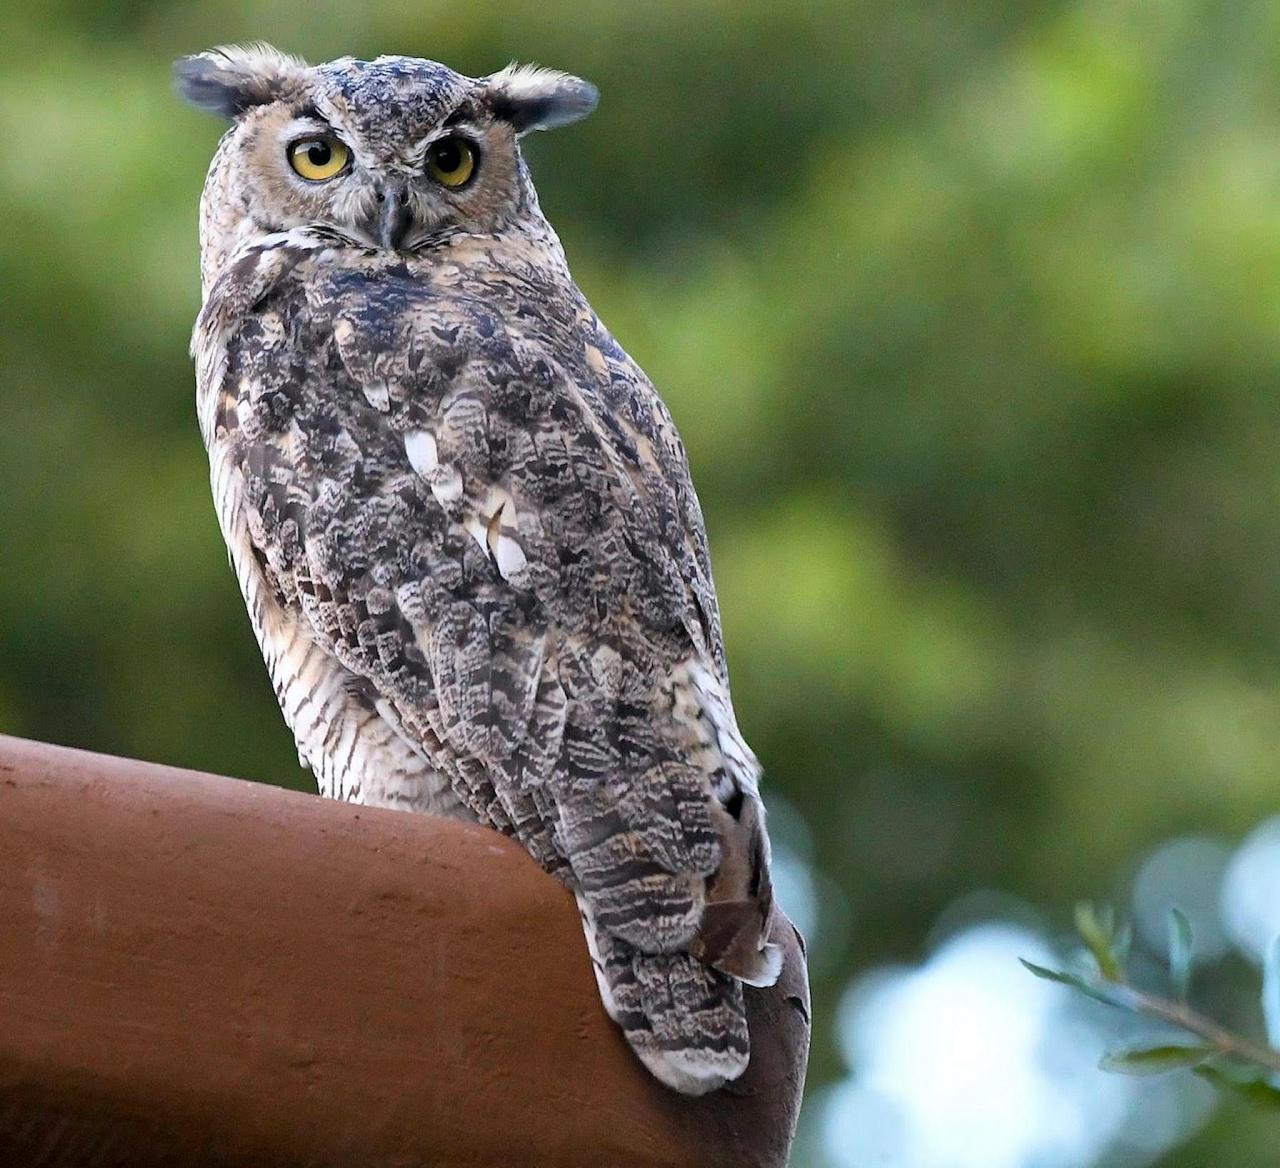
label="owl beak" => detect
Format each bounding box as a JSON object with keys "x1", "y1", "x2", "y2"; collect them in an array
[{"x1": 375, "y1": 182, "x2": 413, "y2": 251}]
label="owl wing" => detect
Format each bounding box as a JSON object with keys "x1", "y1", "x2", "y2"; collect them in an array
[{"x1": 203, "y1": 252, "x2": 778, "y2": 1084}]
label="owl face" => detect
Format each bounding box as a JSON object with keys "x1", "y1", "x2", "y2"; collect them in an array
[{"x1": 176, "y1": 46, "x2": 596, "y2": 277}]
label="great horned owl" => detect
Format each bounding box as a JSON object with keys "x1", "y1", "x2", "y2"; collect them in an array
[{"x1": 176, "y1": 44, "x2": 781, "y2": 1095}]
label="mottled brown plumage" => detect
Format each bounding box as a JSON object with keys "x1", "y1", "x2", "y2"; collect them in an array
[{"x1": 177, "y1": 44, "x2": 780, "y2": 1093}]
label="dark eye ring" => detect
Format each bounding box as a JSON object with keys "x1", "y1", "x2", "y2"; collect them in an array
[{"x1": 426, "y1": 137, "x2": 477, "y2": 188}]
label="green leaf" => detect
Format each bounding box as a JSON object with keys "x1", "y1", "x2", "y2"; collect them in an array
[
  {"x1": 1263, "y1": 936, "x2": 1280, "y2": 1050},
  {"x1": 1168, "y1": 908, "x2": 1193, "y2": 1002},
  {"x1": 1194, "y1": 1057, "x2": 1280, "y2": 1108},
  {"x1": 1020, "y1": 959, "x2": 1089, "y2": 990},
  {"x1": 1100, "y1": 1043, "x2": 1213, "y2": 1075},
  {"x1": 1019, "y1": 959, "x2": 1135, "y2": 1008},
  {"x1": 1112, "y1": 921, "x2": 1133, "y2": 969},
  {"x1": 1075, "y1": 901, "x2": 1123, "y2": 982}
]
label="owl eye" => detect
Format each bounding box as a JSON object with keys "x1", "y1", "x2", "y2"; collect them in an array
[
  {"x1": 287, "y1": 136, "x2": 351, "y2": 182},
  {"x1": 426, "y1": 137, "x2": 477, "y2": 188}
]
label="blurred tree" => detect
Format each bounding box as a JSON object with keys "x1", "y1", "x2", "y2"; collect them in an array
[{"x1": 3, "y1": 1, "x2": 1280, "y2": 1163}]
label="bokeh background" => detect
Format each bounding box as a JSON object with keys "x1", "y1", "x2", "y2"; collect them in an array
[{"x1": 5, "y1": 1, "x2": 1280, "y2": 1163}]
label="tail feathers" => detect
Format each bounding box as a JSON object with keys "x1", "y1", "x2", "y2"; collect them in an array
[
  {"x1": 692, "y1": 784, "x2": 781, "y2": 987},
  {"x1": 579, "y1": 896, "x2": 749, "y2": 1095},
  {"x1": 690, "y1": 897, "x2": 783, "y2": 988}
]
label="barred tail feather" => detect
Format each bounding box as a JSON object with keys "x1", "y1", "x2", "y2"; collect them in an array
[
  {"x1": 578, "y1": 896, "x2": 749, "y2": 1095},
  {"x1": 693, "y1": 896, "x2": 784, "y2": 988},
  {"x1": 692, "y1": 790, "x2": 783, "y2": 987}
]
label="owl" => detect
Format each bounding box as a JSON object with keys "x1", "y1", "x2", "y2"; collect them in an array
[{"x1": 176, "y1": 44, "x2": 781, "y2": 1095}]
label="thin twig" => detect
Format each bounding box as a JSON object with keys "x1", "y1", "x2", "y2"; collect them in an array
[{"x1": 1124, "y1": 986, "x2": 1280, "y2": 1074}]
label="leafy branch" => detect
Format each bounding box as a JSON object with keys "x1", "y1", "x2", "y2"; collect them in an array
[{"x1": 1023, "y1": 903, "x2": 1280, "y2": 1105}]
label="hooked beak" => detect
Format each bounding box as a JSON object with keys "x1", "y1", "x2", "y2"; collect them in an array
[{"x1": 375, "y1": 182, "x2": 413, "y2": 251}]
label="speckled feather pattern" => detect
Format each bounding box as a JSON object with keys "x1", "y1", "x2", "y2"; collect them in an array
[{"x1": 183, "y1": 47, "x2": 780, "y2": 1094}]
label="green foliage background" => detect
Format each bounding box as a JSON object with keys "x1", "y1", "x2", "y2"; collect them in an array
[{"x1": 3, "y1": 1, "x2": 1280, "y2": 1162}]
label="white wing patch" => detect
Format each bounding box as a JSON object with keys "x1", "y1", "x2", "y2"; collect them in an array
[
  {"x1": 404, "y1": 433, "x2": 529, "y2": 584},
  {"x1": 404, "y1": 428, "x2": 438, "y2": 475},
  {"x1": 362, "y1": 378, "x2": 392, "y2": 412},
  {"x1": 404, "y1": 428, "x2": 464, "y2": 505},
  {"x1": 492, "y1": 526, "x2": 529, "y2": 581},
  {"x1": 466, "y1": 486, "x2": 528, "y2": 583}
]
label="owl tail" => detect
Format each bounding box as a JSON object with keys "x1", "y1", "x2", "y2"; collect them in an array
[
  {"x1": 689, "y1": 785, "x2": 783, "y2": 988},
  {"x1": 577, "y1": 896, "x2": 756, "y2": 1095}
]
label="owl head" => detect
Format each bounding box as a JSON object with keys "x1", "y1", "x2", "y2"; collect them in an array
[{"x1": 175, "y1": 44, "x2": 597, "y2": 283}]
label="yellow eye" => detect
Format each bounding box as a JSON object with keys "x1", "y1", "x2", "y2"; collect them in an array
[
  {"x1": 288, "y1": 136, "x2": 351, "y2": 182},
  {"x1": 426, "y1": 137, "x2": 476, "y2": 188}
]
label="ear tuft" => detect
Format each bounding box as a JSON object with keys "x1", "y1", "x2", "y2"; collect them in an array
[
  {"x1": 174, "y1": 43, "x2": 307, "y2": 119},
  {"x1": 485, "y1": 63, "x2": 598, "y2": 135}
]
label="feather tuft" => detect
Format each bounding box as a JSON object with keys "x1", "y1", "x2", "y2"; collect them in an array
[
  {"x1": 174, "y1": 43, "x2": 308, "y2": 118},
  {"x1": 484, "y1": 62, "x2": 598, "y2": 134}
]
